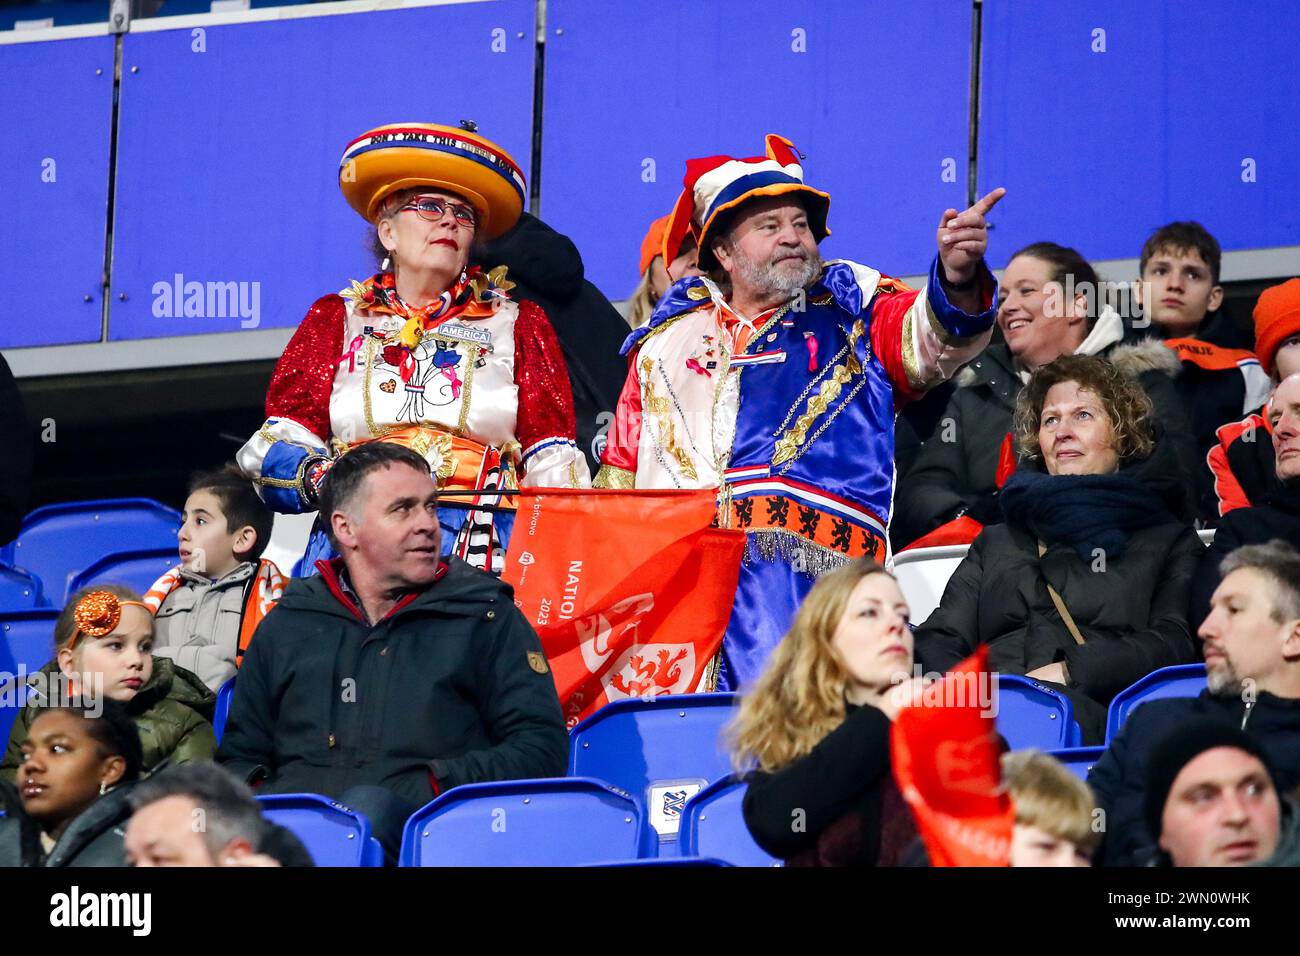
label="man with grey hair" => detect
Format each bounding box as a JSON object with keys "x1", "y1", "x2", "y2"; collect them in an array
[
  {"x1": 124, "y1": 762, "x2": 309, "y2": 866},
  {"x1": 596, "y1": 135, "x2": 1004, "y2": 690},
  {"x1": 1090, "y1": 539, "x2": 1300, "y2": 865}
]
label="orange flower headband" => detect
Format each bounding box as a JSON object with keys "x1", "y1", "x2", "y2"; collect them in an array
[{"x1": 68, "y1": 590, "x2": 150, "y2": 650}]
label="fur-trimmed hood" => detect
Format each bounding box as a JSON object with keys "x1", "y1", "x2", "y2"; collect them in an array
[{"x1": 1107, "y1": 338, "x2": 1181, "y2": 381}]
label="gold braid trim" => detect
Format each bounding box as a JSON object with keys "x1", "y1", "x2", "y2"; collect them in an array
[
  {"x1": 593, "y1": 464, "x2": 635, "y2": 489},
  {"x1": 771, "y1": 318, "x2": 866, "y2": 466},
  {"x1": 641, "y1": 357, "x2": 699, "y2": 482}
]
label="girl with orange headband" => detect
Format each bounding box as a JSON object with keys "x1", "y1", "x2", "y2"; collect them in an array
[{"x1": 2, "y1": 585, "x2": 217, "y2": 782}]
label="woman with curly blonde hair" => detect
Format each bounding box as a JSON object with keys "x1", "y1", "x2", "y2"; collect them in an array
[
  {"x1": 914, "y1": 353, "x2": 1203, "y2": 743},
  {"x1": 730, "y1": 559, "x2": 927, "y2": 866}
]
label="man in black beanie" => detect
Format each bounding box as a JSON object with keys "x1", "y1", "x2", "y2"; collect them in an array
[{"x1": 1145, "y1": 718, "x2": 1281, "y2": 867}]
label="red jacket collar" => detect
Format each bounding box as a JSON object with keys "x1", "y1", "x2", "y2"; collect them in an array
[{"x1": 314, "y1": 556, "x2": 449, "y2": 625}]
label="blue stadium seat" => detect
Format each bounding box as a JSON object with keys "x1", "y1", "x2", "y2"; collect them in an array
[
  {"x1": 0, "y1": 610, "x2": 58, "y2": 746},
  {"x1": 65, "y1": 548, "x2": 178, "y2": 603},
  {"x1": 1, "y1": 499, "x2": 180, "y2": 606},
  {"x1": 399, "y1": 777, "x2": 649, "y2": 867},
  {"x1": 0, "y1": 563, "x2": 43, "y2": 611},
  {"x1": 568, "y1": 693, "x2": 737, "y2": 848},
  {"x1": 679, "y1": 773, "x2": 782, "y2": 867},
  {"x1": 257, "y1": 793, "x2": 384, "y2": 867},
  {"x1": 995, "y1": 675, "x2": 1082, "y2": 750},
  {"x1": 1105, "y1": 664, "x2": 1208, "y2": 744},
  {"x1": 213, "y1": 676, "x2": 235, "y2": 743},
  {"x1": 0, "y1": 609, "x2": 60, "y2": 674},
  {"x1": 1047, "y1": 746, "x2": 1106, "y2": 783}
]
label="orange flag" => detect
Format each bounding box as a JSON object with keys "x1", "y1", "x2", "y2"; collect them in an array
[
  {"x1": 890, "y1": 646, "x2": 1014, "y2": 866},
  {"x1": 503, "y1": 488, "x2": 745, "y2": 728}
]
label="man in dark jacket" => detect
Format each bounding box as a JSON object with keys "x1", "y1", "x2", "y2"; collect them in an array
[
  {"x1": 1090, "y1": 540, "x2": 1300, "y2": 865},
  {"x1": 217, "y1": 442, "x2": 568, "y2": 857},
  {"x1": 1192, "y1": 374, "x2": 1300, "y2": 625},
  {"x1": 474, "y1": 212, "x2": 628, "y2": 472}
]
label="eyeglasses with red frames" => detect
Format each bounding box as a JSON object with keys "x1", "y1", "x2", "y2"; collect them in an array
[{"x1": 397, "y1": 197, "x2": 479, "y2": 228}]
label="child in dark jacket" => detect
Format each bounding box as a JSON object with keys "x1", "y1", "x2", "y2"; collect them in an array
[
  {"x1": 145, "y1": 464, "x2": 284, "y2": 692},
  {"x1": 1, "y1": 585, "x2": 216, "y2": 783},
  {"x1": 0, "y1": 700, "x2": 143, "y2": 867}
]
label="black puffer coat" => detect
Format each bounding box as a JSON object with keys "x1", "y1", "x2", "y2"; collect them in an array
[{"x1": 914, "y1": 437, "x2": 1203, "y2": 743}]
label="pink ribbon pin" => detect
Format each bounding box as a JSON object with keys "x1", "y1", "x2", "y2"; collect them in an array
[
  {"x1": 804, "y1": 331, "x2": 819, "y2": 373},
  {"x1": 336, "y1": 335, "x2": 365, "y2": 373}
]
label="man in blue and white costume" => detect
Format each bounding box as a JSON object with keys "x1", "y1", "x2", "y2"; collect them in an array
[{"x1": 595, "y1": 134, "x2": 1005, "y2": 689}]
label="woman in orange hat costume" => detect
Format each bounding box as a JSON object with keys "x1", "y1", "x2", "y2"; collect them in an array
[{"x1": 239, "y1": 123, "x2": 589, "y2": 573}]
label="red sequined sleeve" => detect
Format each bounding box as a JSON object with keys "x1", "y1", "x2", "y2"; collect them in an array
[
  {"x1": 513, "y1": 299, "x2": 578, "y2": 450},
  {"x1": 264, "y1": 294, "x2": 348, "y2": 440},
  {"x1": 512, "y1": 300, "x2": 590, "y2": 486}
]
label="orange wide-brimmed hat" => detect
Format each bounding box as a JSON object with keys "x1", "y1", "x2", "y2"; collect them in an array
[{"x1": 339, "y1": 122, "x2": 526, "y2": 239}]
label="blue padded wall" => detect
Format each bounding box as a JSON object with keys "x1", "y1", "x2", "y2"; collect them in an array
[
  {"x1": 541, "y1": 0, "x2": 974, "y2": 300},
  {"x1": 108, "y1": 0, "x2": 536, "y2": 340},
  {"x1": 0, "y1": 34, "x2": 115, "y2": 348},
  {"x1": 979, "y1": 0, "x2": 1300, "y2": 266}
]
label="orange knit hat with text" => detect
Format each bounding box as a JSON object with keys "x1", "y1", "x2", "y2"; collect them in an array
[{"x1": 1254, "y1": 278, "x2": 1300, "y2": 375}]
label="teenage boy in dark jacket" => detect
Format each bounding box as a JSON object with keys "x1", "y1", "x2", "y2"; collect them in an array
[
  {"x1": 1090, "y1": 541, "x2": 1300, "y2": 865},
  {"x1": 217, "y1": 443, "x2": 568, "y2": 857}
]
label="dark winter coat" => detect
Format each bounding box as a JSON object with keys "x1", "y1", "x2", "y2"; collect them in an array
[
  {"x1": 892, "y1": 332, "x2": 1195, "y2": 549},
  {"x1": 474, "y1": 212, "x2": 628, "y2": 472},
  {"x1": 216, "y1": 557, "x2": 568, "y2": 806},
  {"x1": 914, "y1": 439, "x2": 1203, "y2": 743},
  {"x1": 0, "y1": 779, "x2": 135, "y2": 867},
  {"x1": 2, "y1": 657, "x2": 217, "y2": 783},
  {"x1": 1089, "y1": 690, "x2": 1300, "y2": 866},
  {"x1": 743, "y1": 704, "x2": 916, "y2": 866},
  {"x1": 1157, "y1": 311, "x2": 1273, "y2": 520},
  {"x1": 1191, "y1": 479, "x2": 1300, "y2": 630}
]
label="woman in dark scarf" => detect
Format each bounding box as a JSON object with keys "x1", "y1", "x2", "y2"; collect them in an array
[{"x1": 913, "y1": 354, "x2": 1203, "y2": 743}]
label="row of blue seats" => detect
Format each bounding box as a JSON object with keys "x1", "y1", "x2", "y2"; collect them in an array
[
  {"x1": 259, "y1": 774, "x2": 770, "y2": 867},
  {"x1": 0, "y1": 498, "x2": 182, "y2": 610},
  {"x1": 255, "y1": 659, "x2": 1209, "y2": 866},
  {"x1": 0, "y1": 662, "x2": 1210, "y2": 864}
]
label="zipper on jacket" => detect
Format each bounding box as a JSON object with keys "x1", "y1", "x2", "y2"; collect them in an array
[{"x1": 1241, "y1": 699, "x2": 1255, "y2": 730}]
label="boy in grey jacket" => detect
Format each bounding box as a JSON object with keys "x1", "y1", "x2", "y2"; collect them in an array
[{"x1": 144, "y1": 465, "x2": 283, "y2": 692}]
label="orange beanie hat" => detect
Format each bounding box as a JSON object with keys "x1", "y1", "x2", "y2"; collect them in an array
[
  {"x1": 1254, "y1": 278, "x2": 1300, "y2": 375},
  {"x1": 639, "y1": 215, "x2": 671, "y2": 276}
]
